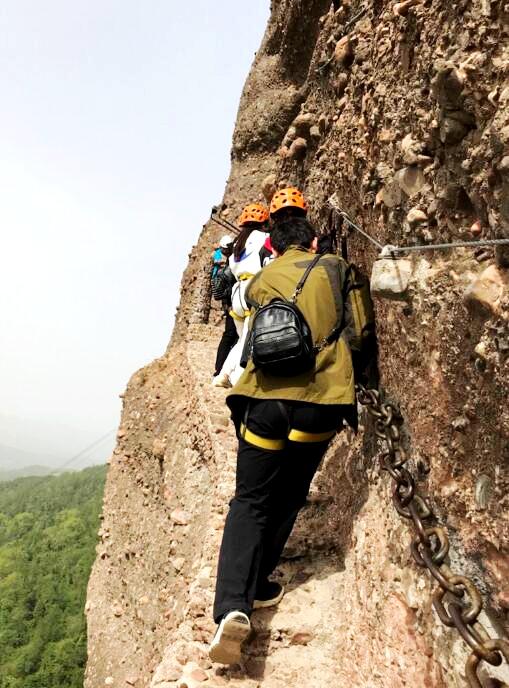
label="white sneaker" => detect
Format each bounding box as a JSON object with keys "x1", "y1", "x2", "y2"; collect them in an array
[
  {"x1": 209, "y1": 611, "x2": 251, "y2": 664},
  {"x1": 212, "y1": 373, "x2": 232, "y2": 388}
]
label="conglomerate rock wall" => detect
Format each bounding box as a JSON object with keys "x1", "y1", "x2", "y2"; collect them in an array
[{"x1": 85, "y1": 2, "x2": 509, "y2": 687}]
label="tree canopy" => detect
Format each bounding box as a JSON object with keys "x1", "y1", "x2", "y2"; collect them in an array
[{"x1": 0, "y1": 465, "x2": 106, "y2": 688}]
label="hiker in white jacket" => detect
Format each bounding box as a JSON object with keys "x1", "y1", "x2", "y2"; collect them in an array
[{"x1": 212, "y1": 203, "x2": 271, "y2": 388}]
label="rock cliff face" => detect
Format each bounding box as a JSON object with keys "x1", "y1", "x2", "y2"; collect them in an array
[{"x1": 85, "y1": 2, "x2": 509, "y2": 687}]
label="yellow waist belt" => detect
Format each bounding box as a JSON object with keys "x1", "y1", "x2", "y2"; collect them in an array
[
  {"x1": 229, "y1": 308, "x2": 251, "y2": 321},
  {"x1": 240, "y1": 423, "x2": 336, "y2": 450},
  {"x1": 238, "y1": 273, "x2": 255, "y2": 281}
]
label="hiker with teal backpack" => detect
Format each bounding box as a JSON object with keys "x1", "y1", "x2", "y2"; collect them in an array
[
  {"x1": 211, "y1": 235, "x2": 239, "y2": 382},
  {"x1": 209, "y1": 203, "x2": 377, "y2": 664}
]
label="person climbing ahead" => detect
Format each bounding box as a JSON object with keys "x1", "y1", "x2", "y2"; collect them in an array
[
  {"x1": 214, "y1": 189, "x2": 306, "y2": 387},
  {"x1": 255, "y1": 186, "x2": 308, "y2": 271},
  {"x1": 211, "y1": 236, "x2": 238, "y2": 385},
  {"x1": 209, "y1": 215, "x2": 376, "y2": 664},
  {"x1": 213, "y1": 203, "x2": 269, "y2": 388},
  {"x1": 211, "y1": 235, "x2": 232, "y2": 278},
  {"x1": 269, "y1": 186, "x2": 308, "y2": 226}
]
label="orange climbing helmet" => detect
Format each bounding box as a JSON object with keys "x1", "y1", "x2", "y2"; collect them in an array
[
  {"x1": 269, "y1": 187, "x2": 308, "y2": 216},
  {"x1": 238, "y1": 203, "x2": 270, "y2": 227}
]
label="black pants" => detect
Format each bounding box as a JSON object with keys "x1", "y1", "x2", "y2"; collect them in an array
[
  {"x1": 214, "y1": 313, "x2": 239, "y2": 376},
  {"x1": 213, "y1": 399, "x2": 344, "y2": 622}
]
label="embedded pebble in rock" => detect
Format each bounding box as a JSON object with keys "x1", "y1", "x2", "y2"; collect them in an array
[
  {"x1": 464, "y1": 265, "x2": 508, "y2": 315},
  {"x1": 499, "y1": 157, "x2": 509, "y2": 175},
  {"x1": 261, "y1": 174, "x2": 277, "y2": 202},
  {"x1": 171, "y1": 557, "x2": 186, "y2": 572},
  {"x1": 290, "y1": 631, "x2": 313, "y2": 646},
  {"x1": 171, "y1": 509, "x2": 191, "y2": 526},
  {"x1": 318, "y1": 114, "x2": 328, "y2": 134},
  {"x1": 400, "y1": 134, "x2": 431, "y2": 166},
  {"x1": 333, "y1": 36, "x2": 353, "y2": 67},
  {"x1": 393, "y1": 0, "x2": 422, "y2": 16},
  {"x1": 85, "y1": 2, "x2": 509, "y2": 688},
  {"x1": 292, "y1": 113, "x2": 315, "y2": 136},
  {"x1": 152, "y1": 438, "x2": 166, "y2": 458},
  {"x1": 189, "y1": 668, "x2": 208, "y2": 682},
  {"x1": 394, "y1": 166, "x2": 426, "y2": 198},
  {"x1": 282, "y1": 125, "x2": 297, "y2": 148},
  {"x1": 333, "y1": 73, "x2": 348, "y2": 97},
  {"x1": 377, "y1": 182, "x2": 403, "y2": 209},
  {"x1": 112, "y1": 603, "x2": 123, "y2": 617},
  {"x1": 475, "y1": 475, "x2": 493, "y2": 509},
  {"x1": 309, "y1": 124, "x2": 321, "y2": 141},
  {"x1": 288, "y1": 137, "x2": 307, "y2": 160},
  {"x1": 451, "y1": 417, "x2": 469, "y2": 432},
  {"x1": 371, "y1": 259, "x2": 413, "y2": 299},
  {"x1": 440, "y1": 116, "x2": 470, "y2": 145},
  {"x1": 406, "y1": 207, "x2": 428, "y2": 226},
  {"x1": 471, "y1": 220, "x2": 482, "y2": 236}
]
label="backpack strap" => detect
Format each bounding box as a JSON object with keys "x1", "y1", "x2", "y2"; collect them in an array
[
  {"x1": 314, "y1": 319, "x2": 343, "y2": 353},
  {"x1": 246, "y1": 253, "x2": 322, "y2": 310},
  {"x1": 291, "y1": 254, "x2": 344, "y2": 353},
  {"x1": 244, "y1": 272, "x2": 262, "y2": 310},
  {"x1": 314, "y1": 259, "x2": 346, "y2": 353},
  {"x1": 290, "y1": 254, "x2": 322, "y2": 304}
]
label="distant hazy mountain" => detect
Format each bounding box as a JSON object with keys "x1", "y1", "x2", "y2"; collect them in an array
[
  {"x1": 0, "y1": 464, "x2": 54, "y2": 482},
  {"x1": 0, "y1": 443, "x2": 60, "y2": 471},
  {"x1": 0, "y1": 414, "x2": 115, "y2": 468},
  {"x1": 0, "y1": 412, "x2": 115, "y2": 472}
]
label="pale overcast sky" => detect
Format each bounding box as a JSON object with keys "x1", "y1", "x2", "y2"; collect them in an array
[{"x1": 0, "y1": 0, "x2": 269, "y2": 466}]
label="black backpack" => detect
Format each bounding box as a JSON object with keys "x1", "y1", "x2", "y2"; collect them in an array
[
  {"x1": 244, "y1": 255, "x2": 342, "y2": 376},
  {"x1": 211, "y1": 265, "x2": 235, "y2": 302}
]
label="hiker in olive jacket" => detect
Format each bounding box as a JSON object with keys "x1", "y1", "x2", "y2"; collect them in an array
[{"x1": 209, "y1": 216, "x2": 376, "y2": 665}]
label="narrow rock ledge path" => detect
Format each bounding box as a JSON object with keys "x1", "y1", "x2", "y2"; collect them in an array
[{"x1": 149, "y1": 324, "x2": 346, "y2": 688}]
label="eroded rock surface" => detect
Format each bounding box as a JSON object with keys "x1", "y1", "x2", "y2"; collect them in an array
[{"x1": 86, "y1": 2, "x2": 509, "y2": 687}]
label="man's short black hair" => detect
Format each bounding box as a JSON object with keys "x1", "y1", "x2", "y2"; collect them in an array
[
  {"x1": 270, "y1": 206, "x2": 307, "y2": 222},
  {"x1": 270, "y1": 217, "x2": 317, "y2": 254}
]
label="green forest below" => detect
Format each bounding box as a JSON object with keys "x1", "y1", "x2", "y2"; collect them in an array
[{"x1": 0, "y1": 465, "x2": 106, "y2": 688}]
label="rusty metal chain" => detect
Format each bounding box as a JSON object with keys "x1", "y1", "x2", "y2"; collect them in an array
[{"x1": 356, "y1": 383, "x2": 509, "y2": 688}]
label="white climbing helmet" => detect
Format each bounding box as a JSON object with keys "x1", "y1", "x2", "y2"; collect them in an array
[{"x1": 219, "y1": 234, "x2": 233, "y2": 249}]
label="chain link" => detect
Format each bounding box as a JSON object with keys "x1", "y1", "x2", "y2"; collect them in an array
[{"x1": 356, "y1": 383, "x2": 509, "y2": 687}]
